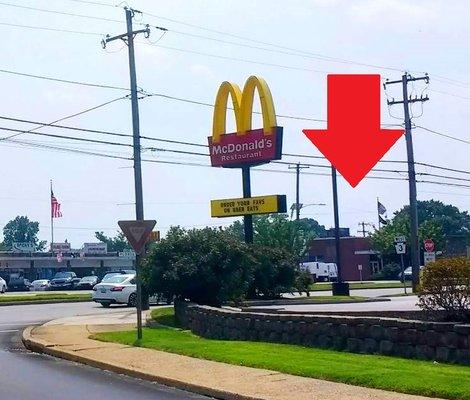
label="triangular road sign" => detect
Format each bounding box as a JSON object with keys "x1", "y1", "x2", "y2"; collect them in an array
[{"x1": 118, "y1": 220, "x2": 156, "y2": 254}]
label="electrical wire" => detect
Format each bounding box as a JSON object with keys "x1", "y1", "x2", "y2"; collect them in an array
[
  {"x1": 2, "y1": 136, "x2": 469, "y2": 188},
  {"x1": 0, "y1": 114, "x2": 468, "y2": 177},
  {"x1": 141, "y1": 41, "x2": 330, "y2": 75},
  {"x1": 0, "y1": 21, "x2": 104, "y2": 36},
  {"x1": 0, "y1": 96, "x2": 128, "y2": 141},
  {"x1": 0, "y1": 1, "x2": 123, "y2": 23},
  {"x1": 0, "y1": 68, "x2": 129, "y2": 91},
  {"x1": 415, "y1": 125, "x2": 470, "y2": 145}
]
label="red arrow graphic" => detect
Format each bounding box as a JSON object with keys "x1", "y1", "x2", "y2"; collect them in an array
[{"x1": 302, "y1": 74, "x2": 404, "y2": 187}]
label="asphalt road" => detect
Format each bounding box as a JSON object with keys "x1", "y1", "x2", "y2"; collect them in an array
[{"x1": 0, "y1": 302, "x2": 210, "y2": 400}]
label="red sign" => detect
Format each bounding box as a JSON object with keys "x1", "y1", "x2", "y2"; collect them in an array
[
  {"x1": 208, "y1": 127, "x2": 283, "y2": 168},
  {"x1": 424, "y1": 239, "x2": 435, "y2": 252}
]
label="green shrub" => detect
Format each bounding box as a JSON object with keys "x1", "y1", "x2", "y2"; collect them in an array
[
  {"x1": 142, "y1": 227, "x2": 254, "y2": 307},
  {"x1": 142, "y1": 226, "x2": 300, "y2": 305},
  {"x1": 418, "y1": 257, "x2": 470, "y2": 321}
]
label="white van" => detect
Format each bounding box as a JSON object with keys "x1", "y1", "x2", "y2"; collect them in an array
[{"x1": 301, "y1": 262, "x2": 338, "y2": 282}]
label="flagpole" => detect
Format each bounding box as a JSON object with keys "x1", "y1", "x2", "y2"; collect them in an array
[
  {"x1": 50, "y1": 180, "x2": 54, "y2": 254},
  {"x1": 377, "y1": 197, "x2": 381, "y2": 230}
]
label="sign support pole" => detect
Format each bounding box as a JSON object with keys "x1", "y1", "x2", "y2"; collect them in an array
[
  {"x1": 242, "y1": 166, "x2": 254, "y2": 244},
  {"x1": 400, "y1": 253, "x2": 407, "y2": 295},
  {"x1": 331, "y1": 167, "x2": 349, "y2": 296}
]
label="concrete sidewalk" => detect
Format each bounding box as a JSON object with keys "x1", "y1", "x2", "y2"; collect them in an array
[{"x1": 22, "y1": 321, "x2": 442, "y2": 400}]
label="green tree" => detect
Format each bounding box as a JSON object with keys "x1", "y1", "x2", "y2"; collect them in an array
[
  {"x1": 370, "y1": 200, "x2": 467, "y2": 257},
  {"x1": 94, "y1": 231, "x2": 130, "y2": 252},
  {"x1": 226, "y1": 214, "x2": 325, "y2": 260},
  {"x1": 2, "y1": 216, "x2": 46, "y2": 250}
]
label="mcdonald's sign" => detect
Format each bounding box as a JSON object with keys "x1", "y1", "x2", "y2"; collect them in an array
[{"x1": 208, "y1": 76, "x2": 283, "y2": 168}]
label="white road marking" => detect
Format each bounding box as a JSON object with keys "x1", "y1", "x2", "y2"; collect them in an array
[{"x1": 0, "y1": 329, "x2": 19, "y2": 333}]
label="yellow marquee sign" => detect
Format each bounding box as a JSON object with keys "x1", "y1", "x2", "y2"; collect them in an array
[{"x1": 211, "y1": 195, "x2": 287, "y2": 218}]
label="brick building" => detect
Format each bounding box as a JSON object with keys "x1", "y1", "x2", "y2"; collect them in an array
[{"x1": 306, "y1": 236, "x2": 380, "y2": 281}]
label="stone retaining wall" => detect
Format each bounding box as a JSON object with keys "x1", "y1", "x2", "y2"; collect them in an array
[{"x1": 174, "y1": 302, "x2": 470, "y2": 365}]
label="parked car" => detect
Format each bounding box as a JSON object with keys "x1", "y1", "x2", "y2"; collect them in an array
[
  {"x1": 76, "y1": 276, "x2": 99, "y2": 290},
  {"x1": 399, "y1": 265, "x2": 425, "y2": 282},
  {"x1": 101, "y1": 270, "x2": 136, "y2": 282},
  {"x1": 8, "y1": 273, "x2": 31, "y2": 291},
  {"x1": 92, "y1": 274, "x2": 136, "y2": 308},
  {"x1": 29, "y1": 279, "x2": 50, "y2": 291},
  {"x1": 49, "y1": 271, "x2": 80, "y2": 290},
  {"x1": 0, "y1": 277, "x2": 7, "y2": 293}
]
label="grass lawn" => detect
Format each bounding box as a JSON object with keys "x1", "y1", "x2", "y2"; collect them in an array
[
  {"x1": 95, "y1": 308, "x2": 470, "y2": 400},
  {"x1": 0, "y1": 293, "x2": 92, "y2": 303},
  {"x1": 310, "y1": 281, "x2": 412, "y2": 291}
]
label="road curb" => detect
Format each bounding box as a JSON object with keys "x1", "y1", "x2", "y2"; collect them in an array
[
  {"x1": 0, "y1": 299, "x2": 92, "y2": 307},
  {"x1": 22, "y1": 325, "x2": 263, "y2": 400}
]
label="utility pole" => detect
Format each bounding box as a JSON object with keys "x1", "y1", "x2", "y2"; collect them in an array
[
  {"x1": 103, "y1": 8, "x2": 150, "y2": 340},
  {"x1": 358, "y1": 222, "x2": 373, "y2": 237},
  {"x1": 384, "y1": 73, "x2": 429, "y2": 293},
  {"x1": 288, "y1": 163, "x2": 310, "y2": 220}
]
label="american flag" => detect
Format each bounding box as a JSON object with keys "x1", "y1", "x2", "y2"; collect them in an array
[{"x1": 51, "y1": 191, "x2": 63, "y2": 218}]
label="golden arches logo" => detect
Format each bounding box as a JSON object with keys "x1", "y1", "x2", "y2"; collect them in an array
[
  {"x1": 208, "y1": 76, "x2": 283, "y2": 168},
  {"x1": 212, "y1": 75, "x2": 277, "y2": 143}
]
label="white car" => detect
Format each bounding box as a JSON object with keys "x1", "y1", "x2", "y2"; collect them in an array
[
  {"x1": 29, "y1": 279, "x2": 51, "y2": 291},
  {"x1": 0, "y1": 277, "x2": 7, "y2": 293},
  {"x1": 92, "y1": 274, "x2": 137, "y2": 308}
]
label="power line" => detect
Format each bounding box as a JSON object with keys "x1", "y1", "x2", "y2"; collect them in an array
[
  {"x1": 0, "y1": 21, "x2": 104, "y2": 36},
  {"x1": 141, "y1": 41, "x2": 330, "y2": 76},
  {"x1": 3, "y1": 135, "x2": 469, "y2": 189},
  {"x1": 140, "y1": 12, "x2": 406, "y2": 73},
  {"x1": 1, "y1": 113, "x2": 469, "y2": 177},
  {"x1": 0, "y1": 96, "x2": 128, "y2": 141},
  {"x1": 415, "y1": 125, "x2": 470, "y2": 145},
  {"x1": 0, "y1": 68, "x2": 129, "y2": 91},
  {"x1": 0, "y1": 1, "x2": 123, "y2": 23}
]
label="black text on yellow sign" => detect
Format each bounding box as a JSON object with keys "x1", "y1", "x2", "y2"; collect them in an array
[{"x1": 211, "y1": 195, "x2": 287, "y2": 218}]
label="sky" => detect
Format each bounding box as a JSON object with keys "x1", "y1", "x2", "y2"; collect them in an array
[{"x1": 0, "y1": 0, "x2": 469, "y2": 248}]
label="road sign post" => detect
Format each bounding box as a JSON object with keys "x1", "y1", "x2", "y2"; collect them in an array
[{"x1": 118, "y1": 220, "x2": 156, "y2": 340}]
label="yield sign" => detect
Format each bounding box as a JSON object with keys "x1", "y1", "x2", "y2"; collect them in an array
[{"x1": 118, "y1": 220, "x2": 156, "y2": 254}]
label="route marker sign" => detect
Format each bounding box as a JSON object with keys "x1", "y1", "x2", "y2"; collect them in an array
[
  {"x1": 394, "y1": 235, "x2": 406, "y2": 244},
  {"x1": 395, "y1": 242, "x2": 406, "y2": 254},
  {"x1": 118, "y1": 220, "x2": 156, "y2": 254}
]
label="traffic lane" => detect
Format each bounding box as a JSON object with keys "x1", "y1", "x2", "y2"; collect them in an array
[
  {"x1": 286, "y1": 287, "x2": 407, "y2": 298},
  {"x1": 0, "y1": 331, "x2": 209, "y2": 400},
  {"x1": 0, "y1": 301, "x2": 129, "y2": 326},
  {"x1": 251, "y1": 295, "x2": 419, "y2": 312},
  {"x1": 1, "y1": 289, "x2": 92, "y2": 296},
  {"x1": 0, "y1": 303, "x2": 210, "y2": 400}
]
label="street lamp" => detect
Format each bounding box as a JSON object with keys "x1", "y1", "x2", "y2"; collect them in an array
[{"x1": 290, "y1": 203, "x2": 327, "y2": 219}]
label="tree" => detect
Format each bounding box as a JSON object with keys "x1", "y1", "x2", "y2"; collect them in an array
[
  {"x1": 2, "y1": 216, "x2": 46, "y2": 250},
  {"x1": 370, "y1": 200, "x2": 467, "y2": 257},
  {"x1": 94, "y1": 231, "x2": 130, "y2": 252},
  {"x1": 226, "y1": 214, "x2": 325, "y2": 260}
]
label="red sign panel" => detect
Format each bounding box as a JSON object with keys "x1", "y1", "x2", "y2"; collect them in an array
[
  {"x1": 208, "y1": 127, "x2": 283, "y2": 168},
  {"x1": 424, "y1": 239, "x2": 435, "y2": 252}
]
